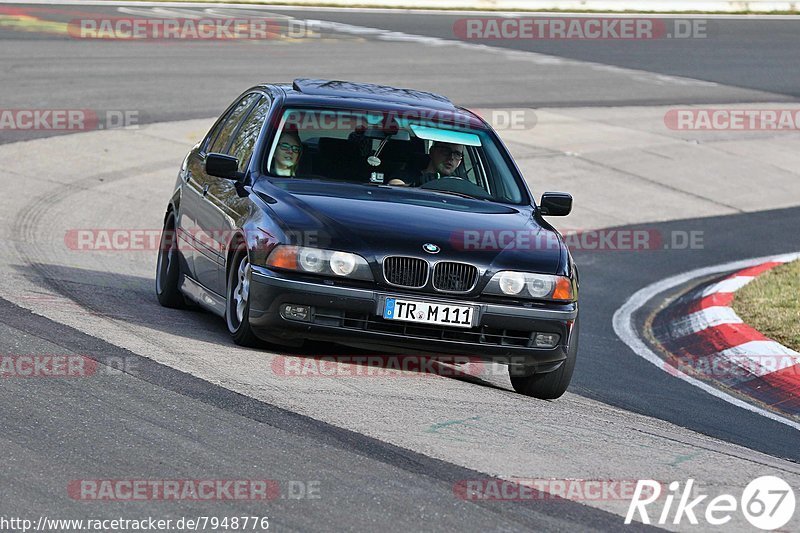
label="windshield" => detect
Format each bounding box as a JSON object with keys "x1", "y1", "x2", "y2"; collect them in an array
[{"x1": 264, "y1": 107, "x2": 527, "y2": 204}]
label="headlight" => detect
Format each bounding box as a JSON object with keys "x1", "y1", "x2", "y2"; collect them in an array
[
  {"x1": 330, "y1": 251, "x2": 356, "y2": 276},
  {"x1": 266, "y1": 245, "x2": 373, "y2": 281},
  {"x1": 527, "y1": 277, "x2": 554, "y2": 298},
  {"x1": 484, "y1": 271, "x2": 574, "y2": 301},
  {"x1": 299, "y1": 248, "x2": 324, "y2": 273},
  {"x1": 498, "y1": 271, "x2": 525, "y2": 295}
]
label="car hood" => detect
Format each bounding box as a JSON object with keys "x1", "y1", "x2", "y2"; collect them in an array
[{"x1": 257, "y1": 180, "x2": 565, "y2": 275}]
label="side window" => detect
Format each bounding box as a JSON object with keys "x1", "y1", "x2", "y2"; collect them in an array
[
  {"x1": 208, "y1": 93, "x2": 260, "y2": 154},
  {"x1": 229, "y1": 96, "x2": 270, "y2": 172},
  {"x1": 466, "y1": 146, "x2": 489, "y2": 191},
  {"x1": 461, "y1": 148, "x2": 478, "y2": 185},
  {"x1": 202, "y1": 118, "x2": 226, "y2": 153}
]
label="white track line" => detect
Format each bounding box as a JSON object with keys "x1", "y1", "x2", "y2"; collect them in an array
[{"x1": 613, "y1": 251, "x2": 800, "y2": 431}]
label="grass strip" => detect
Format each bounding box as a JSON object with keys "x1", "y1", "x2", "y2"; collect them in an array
[{"x1": 733, "y1": 260, "x2": 800, "y2": 351}]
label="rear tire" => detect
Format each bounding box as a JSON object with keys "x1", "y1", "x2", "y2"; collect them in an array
[
  {"x1": 509, "y1": 316, "x2": 579, "y2": 399},
  {"x1": 226, "y1": 245, "x2": 261, "y2": 347},
  {"x1": 155, "y1": 211, "x2": 186, "y2": 309}
]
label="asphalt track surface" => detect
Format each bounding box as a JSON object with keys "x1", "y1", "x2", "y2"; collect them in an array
[
  {"x1": 237, "y1": 8, "x2": 800, "y2": 99},
  {"x1": 1, "y1": 3, "x2": 800, "y2": 531},
  {"x1": 2, "y1": 4, "x2": 799, "y2": 144}
]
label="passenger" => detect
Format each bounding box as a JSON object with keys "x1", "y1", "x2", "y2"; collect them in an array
[
  {"x1": 270, "y1": 130, "x2": 303, "y2": 177},
  {"x1": 387, "y1": 141, "x2": 464, "y2": 187}
]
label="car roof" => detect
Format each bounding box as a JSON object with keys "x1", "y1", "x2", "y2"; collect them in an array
[
  {"x1": 290, "y1": 78, "x2": 454, "y2": 107},
  {"x1": 256, "y1": 79, "x2": 484, "y2": 127}
]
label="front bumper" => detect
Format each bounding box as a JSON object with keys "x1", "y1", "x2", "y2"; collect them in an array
[{"x1": 248, "y1": 267, "x2": 577, "y2": 368}]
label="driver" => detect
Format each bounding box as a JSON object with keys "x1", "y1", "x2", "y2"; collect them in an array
[{"x1": 387, "y1": 141, "x2": 464, "y2": 187}]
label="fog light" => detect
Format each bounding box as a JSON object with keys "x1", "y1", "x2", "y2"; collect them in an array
[
  {"x1": 281, "y1": 304, "x2": 311, "y2": 322},
  {"x1": 533, "y1": 333, "x2": 560, "y2": 348}
]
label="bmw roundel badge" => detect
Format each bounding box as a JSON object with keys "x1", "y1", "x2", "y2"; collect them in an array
[{"x1": 423, "y1": 243, "x2": 440, "y2": 254}]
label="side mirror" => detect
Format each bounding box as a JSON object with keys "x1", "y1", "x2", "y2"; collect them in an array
[
  {"x1": 206, "y1": 153, "x2": 240, "y2": 180},
  {"x1": 539, "y1": 192, "x2": 572, "y2": 216}
]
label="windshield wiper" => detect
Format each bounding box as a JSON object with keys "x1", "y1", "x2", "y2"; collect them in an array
[{"x1": 426, "y1": 189, "x2": 489, "y2": 201}]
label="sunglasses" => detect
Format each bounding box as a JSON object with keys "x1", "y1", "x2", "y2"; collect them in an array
[{"x1": 278, "y1": 142, "x2": 302, "y2": 154}]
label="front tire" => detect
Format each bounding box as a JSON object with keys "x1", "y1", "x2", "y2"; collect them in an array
[
  {"x1": 226, "y1": 245, "x2": 261, "y2": 347},
  {"x1": 509, "y1": 316, "x2": 579, "y2": 399},
  {"x1": 155, "y1": 211, "x2": 186, "y2": 309}
]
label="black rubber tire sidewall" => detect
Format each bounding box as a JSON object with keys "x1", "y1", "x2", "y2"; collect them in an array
[
  {"x1": 226, "y1": 246, "x2": 261, "y2": 347},
  {"x1": 155, "y1": 212, "x2": 186, "y2": 309}
]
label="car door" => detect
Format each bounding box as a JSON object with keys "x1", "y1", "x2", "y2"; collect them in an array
[
  {"x1": 200, "y1": 95, "x2": 271, "y2": 294},
  {"x1": 184, "y1": 92, "x2": 261, "y2": 294},
  {"x1": 178, "y1": 109, "x2": 230, "y2": 280}
]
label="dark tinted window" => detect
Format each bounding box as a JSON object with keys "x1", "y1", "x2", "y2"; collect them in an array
[
  {"x1": 266, "y1": 108, "x2": 526, "y2": 204},
  {"x1": 209, "y1": 93, "x2": 260, "y2": 154},
  {"x1": 229, "y1": 96, "x2": 270, "y2": 172},
  {"x1": 202, "y1": 119, "x2": 225, "y2": 153}
]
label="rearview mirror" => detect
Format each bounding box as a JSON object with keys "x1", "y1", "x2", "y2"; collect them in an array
[
  {"x1": 539, "y1": 192, "x2": 572, "y2": 216},
  {"x1": 206, "y1": 153, "x2": 240, "y2": 180},
  {"x1": 361, "y1": 128, "x2": 410, "y2": 141}
]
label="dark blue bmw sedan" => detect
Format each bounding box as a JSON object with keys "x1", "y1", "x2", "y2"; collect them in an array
[{"x1": 156, "y1": 79, "x2": 579, "y2": 399}]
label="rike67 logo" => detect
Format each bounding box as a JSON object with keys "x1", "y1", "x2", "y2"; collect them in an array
[{"x1": 626, "y1": 476, "x2": 796, "y2": 530}]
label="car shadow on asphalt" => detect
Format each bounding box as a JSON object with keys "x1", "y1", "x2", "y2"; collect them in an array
[{"x1": 16, "y1": 263, "x2": 511, "y2": 392}]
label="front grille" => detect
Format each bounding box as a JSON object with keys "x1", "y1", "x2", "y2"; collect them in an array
[
  {"x1": 432, "y1": 262, "x2": 478, "y2": 293},
  {"x1": 383, "y1": 256, "x2": 428, "y2": 288}
]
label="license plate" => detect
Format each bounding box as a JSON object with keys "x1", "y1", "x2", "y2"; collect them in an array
[{"x1": 383, "y1": 298, "x2": 476, "y2": 328}]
